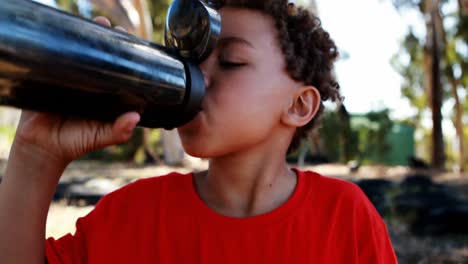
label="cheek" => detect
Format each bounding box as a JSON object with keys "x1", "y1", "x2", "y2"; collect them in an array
[
  {"x1": 216, "y1": 71, "x2": 286, "y2": 107},
  {"x1": 180, "y1": 70, "x2": 292, "y2": 157},
  {"x1": 212, "y1": 78, "x2": 285, "y2": 133}
]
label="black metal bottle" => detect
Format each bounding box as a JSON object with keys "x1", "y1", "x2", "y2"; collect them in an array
[{"x1": 0, "y1": 0, "x2": 220, "y2": 129}]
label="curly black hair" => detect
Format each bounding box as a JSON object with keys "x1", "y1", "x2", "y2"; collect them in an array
[{"x1": 212, "y1": 0, "x2": 341, "y2": 154}]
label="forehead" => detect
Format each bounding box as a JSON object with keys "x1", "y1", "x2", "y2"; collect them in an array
[{"x1": 219, "y1": 7, "x2": 278, "y2": 48}]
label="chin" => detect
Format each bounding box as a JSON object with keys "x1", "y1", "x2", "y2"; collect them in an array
[
  {"x1": 182, "y1": 144, "x2": 214, "y2": 159},
  {"x1": 180, "y1": 137, "x2": 232, "y2": 159},
  {"x1": 178, "y1": 132, "x2": 209, "y2": 158}
]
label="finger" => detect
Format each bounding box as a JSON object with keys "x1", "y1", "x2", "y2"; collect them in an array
[
  {"x1": 113, "y1": 112, "x2": 141, "y2": 144},
  {"x1": 114, "y1": 26, "x2": 127, "y2": 32},
  {"x1": 95, "y1": 112, "x2": 141, "y2": 148},
  {"x1": 94, "y1": 16, "x2": 112, "y2": 27}
]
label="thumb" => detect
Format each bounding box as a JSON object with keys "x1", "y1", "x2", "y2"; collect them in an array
[{"x1": 94, "y1": 112, "x2": 141, "y2": 149}]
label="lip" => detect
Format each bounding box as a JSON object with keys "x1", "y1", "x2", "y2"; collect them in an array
[{"x1": 179, "y1": 110, "x2": 204, "y2": 130}]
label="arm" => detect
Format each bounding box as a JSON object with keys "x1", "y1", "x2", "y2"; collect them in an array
[
  {"x1": 0, "y1": 17, "x2": 139, "y2": 263},
  {"x1": 0, "y1": 110, "x2": 139, "y2": 264},
  {"x1": 0, "y1": 142, "x2": 68, "y2": 264}
]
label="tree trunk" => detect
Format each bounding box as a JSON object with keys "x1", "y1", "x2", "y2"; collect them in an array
[
  {"x1": 161, "y1": 129, "x2": 185, "y2": 166},
  {"x1": 133, "y1": 0, "x2": 153, "y2": 39},
  {"x1": 425, "y1": 0, "x2": 445, "y2": 169},
  {"x1": 142, "y1": 128, "x2": 161, "y2": 163},
  {"x1": 444, "y1": 0, "x2": 465, "y2": 172},
  {"x1": 459, "y1": 0, "x2": 468, "y2": 15},
  {"x1": 451, "y1": 78, "x2": 465, "y2": 172}
]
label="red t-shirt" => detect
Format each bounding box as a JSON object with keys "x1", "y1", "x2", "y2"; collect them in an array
[{"x1": 46, "y1": 169, "x2": 397, "y2": 263}]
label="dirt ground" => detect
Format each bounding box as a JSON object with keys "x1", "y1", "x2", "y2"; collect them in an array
[{"x1": 2, "y1": 159, "x2": 468, "y2": 263}]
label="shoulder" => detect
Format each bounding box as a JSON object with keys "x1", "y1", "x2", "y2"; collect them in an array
[
  {"x1": 295, "y1": 169, "x2": 397, "y2": 261},
  {"x1": 84, "y1": 171, "x2": 191, "y2": 218},
  {"x1": 103, "y1": 171, "x2": 190, "y2": 201},
  {"x1": 297, "y1": 169, "x2": 381, "y2": 222},
  {"x1": 298, "y1": 169, "x2": 366, "y2": 203},
  {"x1": 124, "y1": 171, "x2": 190, "y2": 191}
]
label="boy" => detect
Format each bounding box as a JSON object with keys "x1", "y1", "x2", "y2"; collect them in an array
[{"x1": 0, "y1": 0, "x2": 397, "y2": 263}]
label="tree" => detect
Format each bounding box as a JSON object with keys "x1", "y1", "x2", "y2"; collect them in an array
[
  {"x1": 425, "y1": 0, "x2": 445, "y2": 169},
  {"x1": 364, "y1": 109, "x2": 394, "y2": 163},
  {"x1": 390, "y1": 0, "x2": 467, "y2": 170},
  {"x1": 55, "y1": 0, "x2": 79, "y2": 14},
  {"x1": 444, "y1": 0, "x2": 467, "y2": 172}
]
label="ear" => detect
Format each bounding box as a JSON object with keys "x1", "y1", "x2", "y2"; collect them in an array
[{"x1": 281, "y1": 86, "x2": 321, "y2": 128}]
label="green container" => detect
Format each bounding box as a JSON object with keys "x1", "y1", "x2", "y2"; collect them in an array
[{"x1": 384, "y1": 124, "x2": 415, "y2": 166}]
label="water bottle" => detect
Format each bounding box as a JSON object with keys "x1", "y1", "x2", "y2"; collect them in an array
[{"x1": 0, "y1": 0, "x2": 220, "y2": 129}]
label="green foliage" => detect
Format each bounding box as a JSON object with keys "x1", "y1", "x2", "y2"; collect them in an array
[
  {"x1": 80, "y1": 128, "x2": 162, "y2": 162},
  {"x1": 465, "y1": 126, "x2": 468, "y2": 170},
  {"x1": 55, "y1": 0, "x2": 172, "y2": 42},
  {"x1": 80, "y1": 128, "x2": 142, "y2": 161},
  {"x1": 351, "y1": 109, "x2": 395, "y2": 164},
  {"x1": 390, "y1": 0, "x2": 451, "y2": 13},
  {"x1": 390, "y1": 0, "x2": 467, "y2": 168},
  {"x1": 147, "y1": 0, "x2": 172, "y2": 42},
  {"x1": 0, "y1": 125, "x2": 16, "y2": 145},
  {"x1": 318, "y1": 110, "x2": 342, "y2": 161},
  {"x1": 391, "y1": 29, "x2": 427, "y2": 125},
  {"x1": 314, "y1": 109, "x2": 397, "y2": 164},
  {"x1": 353, "y1": 109, "x2": 393, "y2": 163},
  {"x1": 56, "y1": 0, "x2": 80, "y2": 14},
  {"x1": 366, "y1": 110, "x2": 395, "y2": 162},
  {"x1": 390, "y1": 0, "x2": 468, "y2": 107}
]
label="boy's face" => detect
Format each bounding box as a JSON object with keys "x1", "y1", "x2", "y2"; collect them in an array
[{"x1": 178, "y1": 7, "x2": 302, "y2": 158}]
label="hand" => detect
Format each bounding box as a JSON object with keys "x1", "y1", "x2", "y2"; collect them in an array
[{"x1": 12, "y1": 17, "x2": 140, "y2": 165}]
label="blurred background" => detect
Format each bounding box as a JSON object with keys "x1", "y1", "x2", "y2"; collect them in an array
[{"x1": 0, "y1": 0, "x2": 467, "y2": 262}]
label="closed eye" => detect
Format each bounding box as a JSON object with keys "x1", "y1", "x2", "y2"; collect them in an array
[{"x1": 219, "y1": 61, "x2": 246, "y2": 69}]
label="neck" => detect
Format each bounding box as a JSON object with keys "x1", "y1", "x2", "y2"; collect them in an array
[{"x1": 194, "y1": 133, "x2": 297, "y2": 218}]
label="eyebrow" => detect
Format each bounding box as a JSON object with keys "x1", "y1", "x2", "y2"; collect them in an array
[{"x1": 218, "y1": 36, "x2": 255, "y2": 49}]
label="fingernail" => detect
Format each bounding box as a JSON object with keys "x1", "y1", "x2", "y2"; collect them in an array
[
  {"x1": 94, "y1": 16, "x2": 111, "y2": 26},
  {"x1": 126, "y1": 117, "x2": 140, "y2": 132},
  {"x1": 130, "y1": 113, "x2": 141, "y2": 124},
  {"x1": 115, "y1": 26, "x2": 127, "y2": 32}
]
